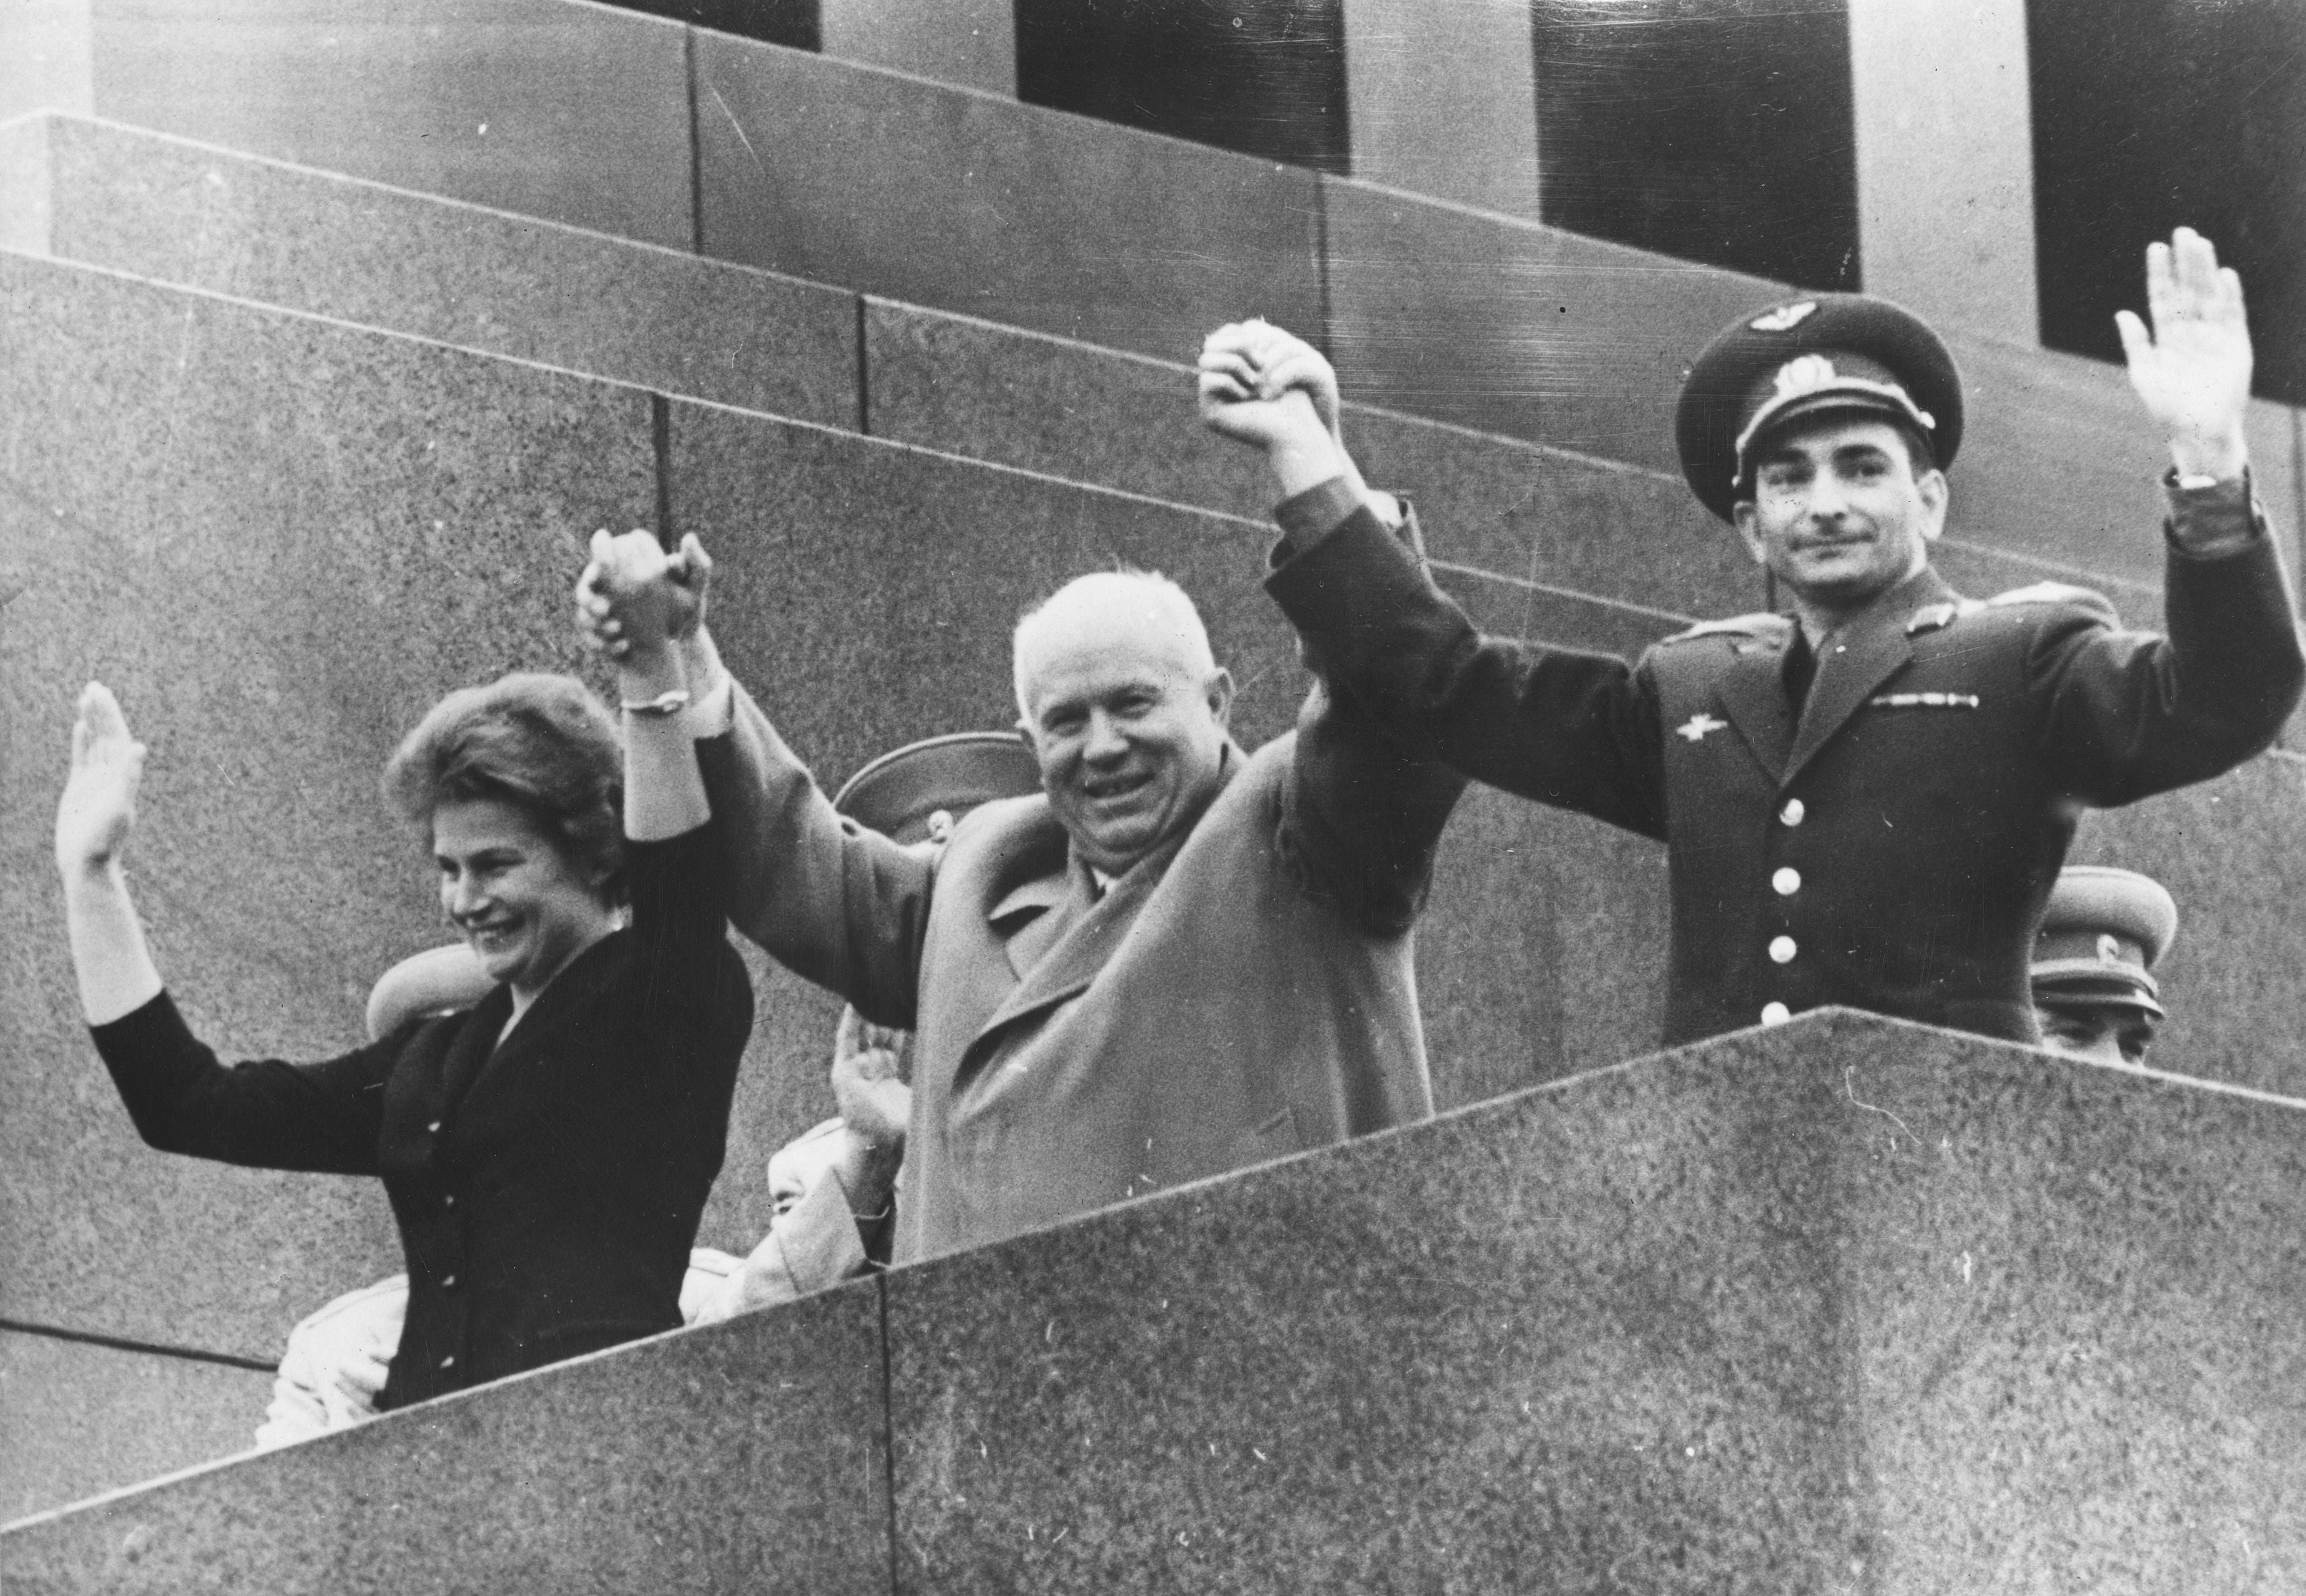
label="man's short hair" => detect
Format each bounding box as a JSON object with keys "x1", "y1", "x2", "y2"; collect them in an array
[
  {"x1": 381, "y1": 672, "x2": 624, "y2": 895},
  {"x1": 1011, "y1": 568, "x2": 1217, "y2": 720}
]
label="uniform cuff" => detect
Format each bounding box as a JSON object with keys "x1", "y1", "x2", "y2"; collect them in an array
[{"x1": 2162, "y1": 467, "x2": 2266, "y2": 559}]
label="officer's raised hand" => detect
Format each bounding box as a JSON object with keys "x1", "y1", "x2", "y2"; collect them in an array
[{"x1": 2115, "y1": 227, "x2": 2252, "y2": 482}]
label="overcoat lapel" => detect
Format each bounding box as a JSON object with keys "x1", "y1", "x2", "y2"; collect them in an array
[
  {"x1": 970, "y1": 828, "x2": 1186, "y2": 1050},
  {"x1": 1781, "y1": 568, "x2": 1957, "y2": 785}
]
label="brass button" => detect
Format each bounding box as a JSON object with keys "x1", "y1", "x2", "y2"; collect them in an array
[
  {"x1": 1761, "y1": 1002, "x2": 1791, "y2": 1025},
  {"x1": 1768, "y1": 936, "x2": 1797, "y2": 964},
  {"x1": 441, "y1": 1273, "x2": 457, "y2": 1289},
  {"x1": 444, "y1": 1194, "x2": 456, "y2": 1208},
  {"x1": 427, "y1": 1120, "x2": 442, "y2": 1134},
  {"x1": 440, "y1": 1354, "x2": 456, "y2": 1369},
  {"x1": 1771, "y1": 867, "x2": 1801, "y2": 896},
  {"x1": 1780, "y1": 799, "x2": 1805, "y2": 826}
]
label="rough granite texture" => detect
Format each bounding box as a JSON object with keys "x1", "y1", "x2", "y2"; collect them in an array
[
  {"x1": 6, "y1": 1015, "x2": 2303, "y2": 1587},
  {"x1": 86, "y1": 0, "x2": 695, "y2": 249},
  {"x1": 0, "y1": 251, "x2": 657, "y2": 1357},
  {"x1": 695, "y1": 36, "x2": 1323, "y2": 364},
  {"x1": 0, "y1": 1281, "x2": 892, "y2": 1595},
  {"x1": 881, "y1": 1010, "x2": 2306, "y2": 1592},
  {"x1": 0, "y1": 1333, "x2": 270, "y2": 1525},
  {"x1": 11, "y1": 113, "x2": 857, "y2": 425}
]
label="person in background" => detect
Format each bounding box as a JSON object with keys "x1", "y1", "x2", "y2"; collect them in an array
[
  {"x1": 2031, "y1": 865, "x2": 2178, "y2": 1068},
  {"x1": 58, "y1": 530, "x2": 750, "y2": 1415}
]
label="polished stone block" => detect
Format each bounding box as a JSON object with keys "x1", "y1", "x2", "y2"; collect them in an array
[
  {"x1": 861, "y1": 297, "x2": 1760, "y2": 615},
  {"x1": 860, "y1": 297, "x2": 1273, "y2": 519},
  {"x1": 881, "y1": 1010, "x2": 2306, "y2": 1590},
  {"x1": 0, "y1": 251, "x2": 657, "y2": 1357},
  {"x1": 1322, "y1": 174, "x2": 1779, "y2": 472},
  {"x1": 0, "y1": 1281, "x2": 891, "y2": 1594},
  {"x1": 12, "y1": 114, "x2": 858, "y2": 425},
  {"x1": 0, "y1": 1332, "x2": 268, "y2": 1525},
  {"x1": 88, "y1": 0, "x2": 693, "y2": 248},
  {"x1": 695, "y1": 35, "x2": 1323, "y2": 363}
]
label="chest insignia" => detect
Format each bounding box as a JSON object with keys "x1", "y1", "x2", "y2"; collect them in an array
[
  {"x1": 1675, "y1": 712, "x2": 1730, "y2": 743},
  {"x1": 1868, "y1": 691, "x2": 1981, "y2": 710}
]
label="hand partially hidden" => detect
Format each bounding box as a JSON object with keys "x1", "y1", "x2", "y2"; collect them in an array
[
  {"x1": 55, "y1": 682, "x2": 146, "y2": 876},
  {"x1": 574, "y1": 530, "x2": 712, "y2": 660},
  {"x1": 830, "y1": 1004, "x2": 912, "y2": 1152},
  {"x1": 2113, "y1": 227, "x2": 2253, "y2": 480}
]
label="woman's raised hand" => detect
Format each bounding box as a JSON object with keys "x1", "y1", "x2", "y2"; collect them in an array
[{"x1": 55, "y1": 683, "x2": 146, "y2": 876}]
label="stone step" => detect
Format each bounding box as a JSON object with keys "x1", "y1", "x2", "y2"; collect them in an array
[
  {"x1": 7, "y1": 1010, "x2": 2303, "y2": 1589},
  {"x1": 35, "y1": 0, "x2": 2302, "y2": 589},
  {"x1": 7, "y1": 112, "x2": 2223, "y2": 651}
]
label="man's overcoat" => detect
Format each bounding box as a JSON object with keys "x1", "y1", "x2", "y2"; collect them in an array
[{"x1": 697, "y1": 678, "x2": 1461, "y2": 1264}]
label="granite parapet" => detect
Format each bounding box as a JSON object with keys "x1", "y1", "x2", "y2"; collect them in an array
[{"x1": 0, "y1": 1281, "x2": 892, "y2": 1595}]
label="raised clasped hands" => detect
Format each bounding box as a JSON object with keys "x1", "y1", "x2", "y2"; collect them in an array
[
  {"x1": 1197, "y1": 318, "x2": 1343, "y2": 454},
  {"x1": 2114, "y1": 227, "x2": 2252, "y2": 481},
  {"x1": 575, "y1": 529, "x2": 713, "y2": 662},
  {"x1": 55, "y1": 682, "x2": 146, "y2": 877}
]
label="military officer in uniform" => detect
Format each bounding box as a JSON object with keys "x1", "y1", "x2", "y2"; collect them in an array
[
  {"x1": 1196, "y1": 227, "x2": 2302, "y2": 1047},
  {"x1": 2030, "y1": 865, "x2": 2178, "y2": 1068}
]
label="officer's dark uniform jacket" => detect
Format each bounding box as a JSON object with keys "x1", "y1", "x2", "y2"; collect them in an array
[
  {"x1": 89, "y1": 822, "x2": 753, "y2": 1410},
  {"x1": 1264, "y1": 476, "x2": 2304, "y2": 1046}
]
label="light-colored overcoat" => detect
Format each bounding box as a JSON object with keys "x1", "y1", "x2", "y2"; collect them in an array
[{"x1": 697, "y1": 677, "x2": 1463, "y2": 1263}]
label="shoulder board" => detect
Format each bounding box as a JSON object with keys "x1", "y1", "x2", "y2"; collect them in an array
[
  {"x1": 1661, "y1": 612, "x2": 1793, "y2": 647},
  {"x1": 1904, "y1": 599, "x2": 1983, "y2": 637},
  {"x1": 1985, "y1": 581, "x2": 2109, "y2": 610}
]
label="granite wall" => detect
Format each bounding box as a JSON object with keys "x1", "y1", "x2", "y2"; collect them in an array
[{"x1": 9, "y1": 1011, "x2": 2303, "y2": 1589}]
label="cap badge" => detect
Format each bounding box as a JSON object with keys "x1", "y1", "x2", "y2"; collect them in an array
[
  {"x1": 2097, "y1": 934, "x2": 2124, "y2": 964},
  {"x1": 1771, "y1": 354, "x2": 1841, "y2": 400},
  {"x1": 1750, "y1": 301, "x2": 1819, "y2": 333},
  {"x1": 1675, "y1": 712, "x2": 1728, "y2": 743}
]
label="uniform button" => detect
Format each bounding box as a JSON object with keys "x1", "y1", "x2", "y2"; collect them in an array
[
  {"x1": 1760, "y1": 1002, "x2": 1791, "y2": 1025},
  {"x1": 427, "y1": 1120, "x2": 442, "y2": 1134},
  {"x1": 1780, "y1": 799, "x2": 1805, "y2": 826},
  {"x1": 441, "y1": 1273, "x2": 458, "y2": 1290},
  {"x1": 443, "y1": 1194, "x2": 457, "y2": 1209},
  {"x1": 1768, "y1": 936, "x2": 1797, "y2": 964},
  {"x1": 440, "y1": 1354, "x2": 456, "y2": 1370},
  {"x1": 1772, "y1": 867, "x2": 1801, "y2": 896}
]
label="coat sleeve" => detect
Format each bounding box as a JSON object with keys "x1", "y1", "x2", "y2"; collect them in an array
[
  {"x1": 2035, "y1": 498, "x2": 2304, "y2": 806},
  {"x1": 1264, "y1": 498, "x2": 1669, "y2": 842},
  {"x1": 690, "y1": 677, "x2": 936, "y2": 1030},
  {"x1": 616, "y1": 815, "x2": 756, "y2": 1092},
  {"x1": 88, "y1": 992, "x2": 396, "y2": 1175}
]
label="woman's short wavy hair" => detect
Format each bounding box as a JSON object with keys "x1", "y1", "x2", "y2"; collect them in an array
[{"x1": 381, "y1": 673, "x2": 624, "y2": 898}]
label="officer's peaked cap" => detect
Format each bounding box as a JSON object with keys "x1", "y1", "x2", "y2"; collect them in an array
[
  {"x1": 2030, "y1": 865, "x2": 2178, "y2": 1019},
  {"x1": 833, "y1": 731, "x2": 1042, "y2": 847},
  {"x1": 1675, "y1": 293, "x2": 1964, "y2": 522}
]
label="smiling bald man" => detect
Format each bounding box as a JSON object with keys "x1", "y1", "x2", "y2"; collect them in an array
[{"x1": 582, "y1": 556, "x2": 1462, "y2": 1264}]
